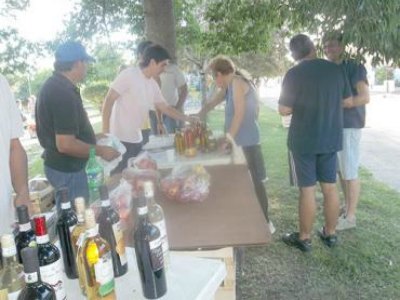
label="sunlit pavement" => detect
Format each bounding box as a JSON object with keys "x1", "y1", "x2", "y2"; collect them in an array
[{"x1": 260, "y1": 85, "x2": 400, "y2": 192}]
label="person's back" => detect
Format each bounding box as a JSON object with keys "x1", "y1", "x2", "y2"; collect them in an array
[{"x1": 284, "y1": 58, "x2": 346, "y2": 154}]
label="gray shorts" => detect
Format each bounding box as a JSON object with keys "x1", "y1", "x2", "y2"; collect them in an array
[{"x1": 337, "y1": 128, "x2": 362, "y2": 180}]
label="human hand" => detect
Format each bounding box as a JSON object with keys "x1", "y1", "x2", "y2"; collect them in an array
[
  {"x1": 95, "y1": 133, "x2": 108, "y2": 141},
  {"x1": 185, "y1": 115, "x2": 201, "y2": 124},
  {"x1": 343, "y1": 98, "x2": 354, "y2": 108},
  {"x1": 14, "y1": 194, "x2": 34, "y2": 216},
  {"x1": 97, "y1": 145, "x2": 120, "y2": 161}
]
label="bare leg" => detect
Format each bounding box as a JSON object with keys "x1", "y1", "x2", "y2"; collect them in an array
[
  {"x1": 344, "y1": 179, "x2": 360, "y2": 219},
  {"x1": 320, "y1": 182, "x2": 340, "y2": 235},
  {"x1": 298, "y1": 186, "x2": 316, "y2": 240}
]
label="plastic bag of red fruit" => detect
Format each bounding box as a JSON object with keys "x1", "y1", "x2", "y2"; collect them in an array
[{"x1": 160, "y1": 164, "x2": 210, "y2": 203}]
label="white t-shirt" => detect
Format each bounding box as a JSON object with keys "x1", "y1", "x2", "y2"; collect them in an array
[
  {"x1": 110, "y1": 66, "x2": 167, "y2": 143},
  {"x1": 160, "y1": 64, "x2": 186, "y2": 106},
  {"x1": 0, "y1": 74, "x2": 24, "y2": 235}
]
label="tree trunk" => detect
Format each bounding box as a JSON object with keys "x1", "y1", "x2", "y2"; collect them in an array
[{"x1": 142, "y1": 0, "x2": 177, "y2": 62}]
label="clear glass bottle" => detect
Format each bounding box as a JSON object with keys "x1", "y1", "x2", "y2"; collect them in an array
[
  {"x1": 143, "y1": 181, "x2": 170, "y2": 268},
  {"x1": 86, "y1": 146, "x2": 104, "y2": 205},
  {"x1": 82, "y1": 208, "x2": 116, "y2": 299},
  {"x1": 71, "y1": 197, "x2": 87, "y2": 295},
  {"x1": 0, "y1": 234, "x2": 25, "y2": 300}
]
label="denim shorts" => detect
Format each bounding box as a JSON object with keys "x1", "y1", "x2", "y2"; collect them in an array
[
  {"x1": 337, "y1": 128, "x2": 361, "y2": 180},
  {"x1": 289, "y1": 151, "x2": 338, "y2": 187}
]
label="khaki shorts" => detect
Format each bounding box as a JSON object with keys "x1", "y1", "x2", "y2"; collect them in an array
[{"x1": 337, "y1": 128, "x2": 362, "y2": 180}]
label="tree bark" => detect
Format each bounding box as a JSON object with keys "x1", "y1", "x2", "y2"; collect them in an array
[{"x1": 142, "y1": 0, "x2": 177, "y2": 62}]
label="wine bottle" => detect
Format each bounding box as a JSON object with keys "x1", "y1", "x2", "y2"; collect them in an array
[
  {"x1": 56, "y1": 187, "x2": 78, "y2": 279},
  {"x1": 82, "y1": 208, "x2": 116, "y2": 299},
  {"x1": 15, "y1": 205, "x2": 36, "y2": 264},
  {"x1": 17, "y1": 247, "x2": 55, "y2": 300},
  {"x1": 34, "y1": 216, "x2": 66, "y2": 300},
  {"x1": 97, "y1": 185, "x2": 128, "y2": 277},
  {"x1": 143, "y1": 181, "x2": 170, "y2": 268},
  {"x1": 71, "y1": 197, "x2": 87, "y2": 294},
  {"x1": 0, "y1": 234, "x2": 25, "y2": 299},
  {"x1": 133, "y1": 195, "x2": 167, "y2": 299}
]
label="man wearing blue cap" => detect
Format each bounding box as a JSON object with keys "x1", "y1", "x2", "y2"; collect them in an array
[{"x1": 35, "y1": 41, "x2": 120, "y2": 209}]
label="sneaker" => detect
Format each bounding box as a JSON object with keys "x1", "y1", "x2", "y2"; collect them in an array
[
  {"x1": 268, "y1": 221, "x2": 276, "y2": 235},
  {"x1": 318, "y1": 227, "x2": 338, "y2": 248},
  {"x1": 282, "y1": 232, "x2": 312, "y2": 252},
  {"x1": 336, "y1": 215, "x2": 356, "y2": 231}
]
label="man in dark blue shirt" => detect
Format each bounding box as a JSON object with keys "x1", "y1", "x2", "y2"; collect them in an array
[
  {"x1": 278, "y1": 34, "x2": 352, "y2": 252},
  {"x1": 323, "y1": 32, "x2": 370, "y2": 231}
]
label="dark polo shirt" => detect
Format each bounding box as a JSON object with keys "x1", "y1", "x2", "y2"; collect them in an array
[
  {"x1": 279, "y1": 59, "x2": 351, "y2": 154},
  {"x1": 35, "y1": 72, "x2": 96, "y2": 172}
]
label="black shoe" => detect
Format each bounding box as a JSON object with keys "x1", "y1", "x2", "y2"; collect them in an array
[
  {"x1": 282, "y1": 232, "x2": 312, "y2": 252},
  {"x1": 318, "y1": 227, "x2": 338, "y2": 248}
]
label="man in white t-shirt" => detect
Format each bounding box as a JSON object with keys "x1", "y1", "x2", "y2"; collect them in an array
[
  {"x1": 0, "y1": 74, "x2": 31, "y2": 235},
  {"x1": 160, "y1": 63, "x2": 188, "y2": 133},
  {"x1": 102, "y1": 44, "x2": 197, "y2": 174}
]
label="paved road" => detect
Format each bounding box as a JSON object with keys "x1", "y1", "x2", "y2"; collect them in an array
[{"x1": 259, "y1": 86, "x2": 400, "y2": 192}]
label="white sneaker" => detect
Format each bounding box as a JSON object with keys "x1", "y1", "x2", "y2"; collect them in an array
[
  {"x1": 268, "y1": 221, "x2": 276, "y2": 235},
  {"x1": 336, "y1": 215, "x2": 356, "y2": 231}
]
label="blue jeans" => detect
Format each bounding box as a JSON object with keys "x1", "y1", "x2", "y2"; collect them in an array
[
  {"x1": 44, "y1": 165, "x2": 89, "y2": 214},
  {"x1": 163, "y1": 115, "x2": 179, "y2": 134}
]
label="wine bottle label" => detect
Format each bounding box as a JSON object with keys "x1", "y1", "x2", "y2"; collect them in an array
[
  {"x1": 137, "y1": 206, "x2": 148, "y2": 215},
  {"x1": 19, "y1": 222, "x2": 32, "y2": 232},
  {"x1": 76, "y1": 232, "x2": 87, "y2": 248},
  {"x1": 153, "y1": 220, "x2": 170, "y2": 256},
  {"x1": 1, "y1": 245, "x2": 17, "y2": 257},
  {"x1": 36, "y1": 234, "x2": 50, "y2": 244},
  {"x1": 112, "y1": 222, "x2": 127, "y2": 266},
  {"x1": 40, "y1": 259, "x2": 66, "y2": 300},
  {"x1": 94, "y1": 251, "x2": 115, "y2": 296},
  {"x1": 149, "y1": 237, "x2": 164, "y2": 272},
  {"x1": 69, "y1": 224, "x2": 76, "y2": 233},
  {"x1": 25, "y1": 272, "x2": 38, "y2": 283},
  {"x1": 7, "y1": 290, "x2": 21, "y2": 300},
  {"x1": 61, "y1": 202, "x2": 71, "y2": 210}
]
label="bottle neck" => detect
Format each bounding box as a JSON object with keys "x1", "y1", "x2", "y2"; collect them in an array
[
  {"x1": 137, "y1": 205, "x2": 148, "y2": 216},
  {"x1": 2, "y1": 251, "x2": 18, "y2": 268},
  {"x1": 36, "y1": 234, "x2": 50, "y2": 244},
  {"x1": 61, "y1": 202, "x2": 72, "y2": 210},
  {"x1": 145, "y1": 195, "x2": 156, "y2": 207},
  {"x1": 101, "y1": 199, "x2": 111, "y2": 207},
  {"x1": 76, "y1": 213, "x2": 85, "y2": 223},
  {"x1": 19, "y1": 222, "x2": 32, "y2": 232},
  {"x1": 25, "y1": 271, "x2": 40, "y2": 285},
  {"x1": 86, "y1": 224, "x2": 98, "y2": 238}
]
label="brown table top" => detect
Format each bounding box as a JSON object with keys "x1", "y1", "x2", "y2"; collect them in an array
[{"x1": 125, "y1": 164, "x2": 271, "y2": 250}]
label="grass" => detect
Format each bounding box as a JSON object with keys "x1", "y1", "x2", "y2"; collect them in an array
[{"x1": 207, "y1": 107, "x2": 400, "y2": 300}]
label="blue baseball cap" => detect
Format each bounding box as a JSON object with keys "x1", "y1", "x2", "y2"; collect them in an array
[{"x1": 55, "y1": 41, "x2": 95, "y2": 63}]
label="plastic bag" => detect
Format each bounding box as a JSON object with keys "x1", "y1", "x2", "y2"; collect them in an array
[
  {"x1": 122, "y1": 167, "x2": 160, "y2": 197},
  {"x1": 97, "y1": 134, "x2": 127, "y2": 176},
  {"x1": 128, "y1": 151, "x2": 158, "y2": 170},
  {"x1": 109, "y1": 179, "x2": 132, "y2": 230},
  {"x1": 160, "y1": 164, "x2": 210, "y2": 203}
]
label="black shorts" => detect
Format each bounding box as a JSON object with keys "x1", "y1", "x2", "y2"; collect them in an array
[{"x1": 289, "y1": 151, "x2": 337, "y2": 187}]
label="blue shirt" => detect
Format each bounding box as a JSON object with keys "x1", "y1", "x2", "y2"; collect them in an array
[
  {"x1": 279, "y1": 59, "x2": 351, "y2": 154},
  {"x1": 341, "y1": 60, "x2": 368, "y2": 128},
  {"x1": 224, "y1": 80, "x2": 260, "y2": 147}
]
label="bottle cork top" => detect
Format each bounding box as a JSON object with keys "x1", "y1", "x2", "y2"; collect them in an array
[
  {"x1": 85, "y1": 208, "x2": 96, "y2": 229},
  {"x1": 143, "y1": 181, "x2": 154, "y2": 198},
  {"x1": 75, "y1": 197, "x2": 85, "y2": 213},
  {"x1": 1, "y1": 234, "x2": 16, "y2": 249},
  {"x1": 21, "y1": 247, "x2": 39, "y2": 273},
  {"x1": 16, "y1": 205, "x2": 30, "y2": 224}
]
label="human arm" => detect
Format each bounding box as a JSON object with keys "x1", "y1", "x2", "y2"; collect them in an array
[
  {"x1": 343, "y1": 81, "x2": 370, "y2": 108},
  {"x1": 197, "y1": 88, "x2": 226, "y2": 119},
  {"x1": 278, "y1": 70, "x2": 296, "y2": 116},
  {"x1": 155, "y1": 101, "x2": 198, "y2": 123},
  {"x1": 102, "y1": 88, "x2": 119, "y2": 133},
  {"x1": 10, "y1": 138, "x2": 31, "y2": 211},
  {"x1": 55, "y1": 135, "x2": 120, "y2": 161},
  {"x1": 175, "y1": 83, "x2": 188, "y2": 110},
  {"x1": 228, "y1": 79, "x2": 248, "y2": 138}
]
